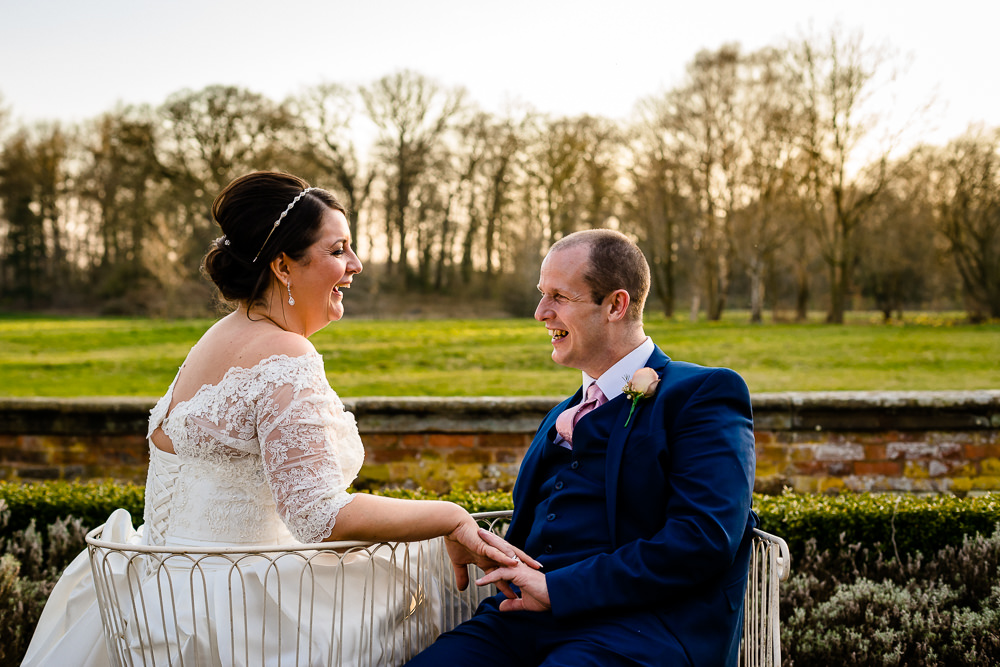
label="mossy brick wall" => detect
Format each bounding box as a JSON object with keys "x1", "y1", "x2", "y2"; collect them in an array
[
  {"x1": 751, "y1": 391, "x2": 1000, "y2": 495},
  {"x1": 1, "y1": 392, "x2": 998, "y2": 494}
]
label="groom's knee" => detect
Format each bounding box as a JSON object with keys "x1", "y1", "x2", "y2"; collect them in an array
[{"x1": 405, "y1": 612, "x2": 532, "y2": 667}]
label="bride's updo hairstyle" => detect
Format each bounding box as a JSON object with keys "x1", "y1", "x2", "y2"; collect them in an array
[{"x1": 203, "y1": 171, "x2": 347, "y2": 306}]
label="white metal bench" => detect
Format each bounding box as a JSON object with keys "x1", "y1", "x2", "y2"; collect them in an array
[{"x1": 88, "y1": 511, "x2": 789, "y2": 666}]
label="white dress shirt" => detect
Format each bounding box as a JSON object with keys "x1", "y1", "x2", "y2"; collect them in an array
[{"x1": 583, "y1": 336, "x2": 656, "y2": 403}]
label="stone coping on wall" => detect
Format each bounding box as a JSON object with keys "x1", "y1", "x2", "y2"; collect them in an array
[
  {"x1": 1, "y1": 391, "x2": 999, "y2": 435},
  {"x1": 750, "y1": 390, "x2": 1000, "y2": 431}
]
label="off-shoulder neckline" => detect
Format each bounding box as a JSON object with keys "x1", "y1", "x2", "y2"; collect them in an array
[{"x1": 161, "y1": 351, "x2": 322, "y2": 423}]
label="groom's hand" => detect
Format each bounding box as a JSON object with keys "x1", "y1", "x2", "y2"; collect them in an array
[
  {"x1": 475, "y1": 558, "x2": 551, "y2": 612},
  {"x1": 474, "y1": 529, "x2": 550, "y2": 612}
]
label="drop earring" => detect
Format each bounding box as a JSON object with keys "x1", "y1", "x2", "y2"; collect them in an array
[{"x1": 286, "y1": 282, "x2": 295, "y2": 306}]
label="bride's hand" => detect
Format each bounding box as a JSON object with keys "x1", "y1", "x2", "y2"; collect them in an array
[{"x1": 444, "y1": 516, "x2": 541, "y2": 591}]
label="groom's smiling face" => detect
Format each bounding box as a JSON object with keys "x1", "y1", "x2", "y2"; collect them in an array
[{"x1": 534, "y1": 244, "x2": 616, "y2": 377}]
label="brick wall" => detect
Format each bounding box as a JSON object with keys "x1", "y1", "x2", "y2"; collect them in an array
[{"x1": 2, "y1": 392, "x2": 998, "y2": 494}]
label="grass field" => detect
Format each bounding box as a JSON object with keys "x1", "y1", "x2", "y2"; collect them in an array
[{"x1": 0, "y1": 311, "x2": 998, "y2": 397}]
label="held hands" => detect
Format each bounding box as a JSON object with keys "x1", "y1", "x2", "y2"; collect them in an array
[
  {"x1": 444, "y1": 516, "x2": 541, "y2": 592},
  {"x1": 474, "y1": 529, "x2": 551, "y2": 612}
]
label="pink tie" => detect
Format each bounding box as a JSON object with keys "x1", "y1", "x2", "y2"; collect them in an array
[{"x1": 555, "y1": 383, "x2": 607, "y2": 446}]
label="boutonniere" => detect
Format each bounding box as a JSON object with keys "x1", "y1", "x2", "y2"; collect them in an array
[{"x1": 622, "y1": 367, "x2": 660, "y2": 427}]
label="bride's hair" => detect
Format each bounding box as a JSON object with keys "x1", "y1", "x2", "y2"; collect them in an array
[{"x1": 203, "y1": 171, "x2": 348, "y2": 306}]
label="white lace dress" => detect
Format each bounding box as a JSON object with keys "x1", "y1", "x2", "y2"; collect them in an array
[{"x1": 22, "y1": 352, "x2": 441, "y2": 667}]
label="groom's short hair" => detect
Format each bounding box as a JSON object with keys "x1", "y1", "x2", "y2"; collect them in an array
[{"x1": 550, "y1": 229, "x2": 650, "y2": 321}]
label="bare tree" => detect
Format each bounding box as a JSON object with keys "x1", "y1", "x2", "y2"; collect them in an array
[
  {"x1": 80, "y1": 108, "x2": 162, "y2": 267},
  {"x1": 931, "y1": 127, "x2": 1000, "y2": 320},
  {"x1": 627, "y1": 99, "x2": 697, "y2": 318},
  {"x1": 575, "y1": 115, "x2": 623, "y2": 232},
  {"x1": 789, "y1": 27, "x2": 901, "y2": 323},
  {"x1": 286, "y1": 83, "x2": 374, "y2": 245},
  {"x1": 667, "y1": 44, "x2": 743, "y2": 321},
  {"x1": 0, "y1": 130, "x2": 46, "y2": 305},
  {"x1": 731, "y1": 47, "x2": 801, "y2": 323},
  {"x1": 429, "y1": 111, "x2": 489, "y2": 293},
  {"x1": 477, "y1": 113, "x2": 525, "y2": 290},
  {"x1": 360, "y1": 70, "x2": 466, "y2": 286},
  {"x1": 856, "y1": 151, "x2": 939, "y2": 320},
  {"x1": 0, "y1": 124, "x2": 68, "y2": 306},
  {"x1": 158, "y1": 85, "x2": 293, "y2": 271},
  {"x1": 525, "y1": 116, "x2": 589, "y2": 247},
  {"x1": 77, "y1": 106, "x2": 168, "y2": 309}
]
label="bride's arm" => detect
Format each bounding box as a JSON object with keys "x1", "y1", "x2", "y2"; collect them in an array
[
  {"x1": 256, "y1": 373, "x2": 537, "y2": 588},
  {"x1": 327, "y1": 492, "x2": 471, "y2": 541},
  {"x1": 330, "y1": 494, "x2": 537, "y2": 590}
]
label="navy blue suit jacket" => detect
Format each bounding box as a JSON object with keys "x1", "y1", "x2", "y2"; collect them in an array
[{"x1": 505, "y1": 345, "x2": 757, "y2": 666}]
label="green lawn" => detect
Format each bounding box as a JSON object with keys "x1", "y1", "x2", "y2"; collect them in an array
[{"x1": 0, "y1": 312, "x2": 997, "y2": 397}]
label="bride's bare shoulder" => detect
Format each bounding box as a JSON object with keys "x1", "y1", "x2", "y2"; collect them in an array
[
  {"x1": 248, "y1": 328, "x2": 316, "y2": 363},
  {"x1": 197, "y1": 312, "x2": 317, "y2": 370}
]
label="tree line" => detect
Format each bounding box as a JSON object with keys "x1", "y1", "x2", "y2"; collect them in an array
[{"x1": 1, "y1": 27, "x2": 998, "y2": 322}]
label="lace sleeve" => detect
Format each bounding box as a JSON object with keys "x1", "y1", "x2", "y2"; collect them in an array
[{"x1": 255, "y1": 369, "x2": 365, "y2": 544}]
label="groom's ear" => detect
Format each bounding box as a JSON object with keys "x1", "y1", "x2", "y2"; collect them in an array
[{"x1": 604, "y1": 289, "x2": 631, "y2": 322}]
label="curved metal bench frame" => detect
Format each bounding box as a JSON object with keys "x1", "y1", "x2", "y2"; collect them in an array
[
  {"x1": 88, "y1": 511, "x2": 790, "y2": 666},
  {"x1": 86, "y1": 528, "x2": 442, "y2": 666}
]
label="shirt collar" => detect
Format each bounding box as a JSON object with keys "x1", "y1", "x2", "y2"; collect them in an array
[{"x1": 580, "y1": 337, "x2": 655, "y2": 402}]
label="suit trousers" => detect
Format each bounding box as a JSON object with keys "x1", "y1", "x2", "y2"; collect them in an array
[{"x1": 404, "y1": 596, "x2": 691, "y2": 667}]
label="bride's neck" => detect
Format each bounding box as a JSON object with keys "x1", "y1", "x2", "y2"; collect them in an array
[{"x1": 241, "y1": 303, "x2": 302, "y2": 336}]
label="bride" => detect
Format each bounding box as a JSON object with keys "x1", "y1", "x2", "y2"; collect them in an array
[{"x1": 22, "y1": 171, "x2": 535, "y2": 667}]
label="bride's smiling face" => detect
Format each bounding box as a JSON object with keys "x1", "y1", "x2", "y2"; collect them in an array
[{"x1": 287, "y1": 208, "x2": 362, "y2": 334}]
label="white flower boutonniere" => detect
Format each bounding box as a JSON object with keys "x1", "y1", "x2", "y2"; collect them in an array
[{"x1": 622, "y1": 367, "x2": 660, "y2": 427}]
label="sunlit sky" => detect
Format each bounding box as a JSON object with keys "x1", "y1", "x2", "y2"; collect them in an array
[{"x1": 2, "y1": 0, "x2": 997, "y2": 152}]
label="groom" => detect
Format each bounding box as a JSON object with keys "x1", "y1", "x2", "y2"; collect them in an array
[{"x1": 408, "y1": 229, "x2": 757, "y2": 667}]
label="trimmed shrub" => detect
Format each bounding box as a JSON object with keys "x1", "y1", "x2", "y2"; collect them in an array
[
  {"x1": 781, "y1": 526, "x2": 1000, "y2": 666},
  {"x1": 375, "y1": 487, "x2": 517, "y2": 514},
  {"x1": 755, "y1": 491, "x2": 1000, "y2": 564},
  {"x1": 0, "y1": 553, "x2": 55, "y2": 667},
  {"x1": 0, "y1": 480, "x2": 144, "y2": 540}
]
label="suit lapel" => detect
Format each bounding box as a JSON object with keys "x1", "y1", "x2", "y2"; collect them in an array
[{"x1": 605, "y1": 346, "x2": 671, "y2": 545}]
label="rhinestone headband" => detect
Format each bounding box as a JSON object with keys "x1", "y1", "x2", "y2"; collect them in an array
[{"x1": 252, "y1": 187, "x2": 317, "y2": 263}]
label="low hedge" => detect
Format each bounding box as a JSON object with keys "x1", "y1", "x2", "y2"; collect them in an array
[
  {"x1": 3, "y1": 481, "x2": 999, "y2": 564},
  {"x1": 0, "y1": 480, "x2": 144, "y2": 539},
  {"x1": 754, "y1": 492, "x2": 1000, "y2": 563}
]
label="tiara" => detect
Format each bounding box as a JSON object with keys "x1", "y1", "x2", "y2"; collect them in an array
[{"x1": 252, "y1": 187, "x2": 317, "y2": 263}]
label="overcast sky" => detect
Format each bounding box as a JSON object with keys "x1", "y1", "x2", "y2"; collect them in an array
[{"x1": 2, "y1": 0, "x2": 997, "y2": 150}]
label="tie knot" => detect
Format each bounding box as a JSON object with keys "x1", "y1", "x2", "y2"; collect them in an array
[
  {"x1": 586, "y1": 383, "x2": 606, "y2": 406},
  {"x1": 554, "y1": 383, "x2": 607, "y2": 447}
]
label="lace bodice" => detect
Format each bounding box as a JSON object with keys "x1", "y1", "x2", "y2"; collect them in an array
[{"x1": 142, "y1": 351, "x2": 363, "y2": 546}]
